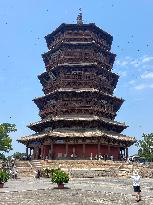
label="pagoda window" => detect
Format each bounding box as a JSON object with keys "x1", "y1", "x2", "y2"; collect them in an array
[
  {"x1": 71, "y1": 71, "x2": 83, "y2": 79},
  {"x1": 84, "y1": 52, "x2": 90, "y2": 57},
  {"x1": 86, "y1": 100, "x2": 91, "y2": 105},
  {"x1": 73, "y1": 32, "x2": 81, "y2": 36},
  {"x1": 66, "y1": 31, "x2": 73, "y2": 35},
  {"x1": 85, "y1": 72, "x2": 94, "y2": 80},
  {"x1": 65, "y1": 51, "x2": 72, "y2": 56},
  {"x1": 64, "y1": 74, "x2": 71, "y2": 79}
]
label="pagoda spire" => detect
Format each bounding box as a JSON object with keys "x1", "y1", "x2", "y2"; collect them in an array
[{"x1": 77, "y1": 8, "x2": 83, "y2": 25}]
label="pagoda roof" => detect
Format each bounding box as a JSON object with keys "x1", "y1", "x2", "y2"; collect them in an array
[
  {"x1": 42, "y1": 41, "x2": 115, "y2": 58},
  {"x1": 57, "y1": 62, "x2": 98, "y2": 67},
  {"x1": 38, "y1": 63, "x2": 119, "y2": 80},
  {"x1": 17, "y1": 128, "x2": 136, "y2": 145},
  {"x1": 33, "y1": 88, "x2": 124, "y2": 104},
  {"x1": 27, "y1": 115, "x2": 127, "y2": 131},
  {"x1": 45, "y1": 23, "x2": 113, "y2": 44}
]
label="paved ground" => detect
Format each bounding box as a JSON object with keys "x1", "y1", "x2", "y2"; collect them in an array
[{"x1": 0, "y1": 177, "x2": 153, "y2": 204}]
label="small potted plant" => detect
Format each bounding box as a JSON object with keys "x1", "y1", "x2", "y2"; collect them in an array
[
  {"x1": 51, "y1": 169, "x2": 69, "y2": 189},
  {"x1": 0, "y1": 169, "x2": 10, "y2": 188}
]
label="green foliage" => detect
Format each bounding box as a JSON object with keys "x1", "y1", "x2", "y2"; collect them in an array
[
  {"x1": 51, "y1": 169, "x2": 69, "y2": 185},
  {"x1": 136, "y1": 133, "x2": 153, "y2": 161},
  {"x1": 41, "y1": 168, "x2": 54, "y2": 178},
  {"x1": 13, "y1": 152, "x2": 26, "y2": 159},
  {"x1": 0, "y1": 169, "x2": 10, "y2": 183},
  {"x1": 0, "y1": 153, "x2": 6, "y2": 161},
  {"x1": 0, "y1": 123, "x2": 17, "y2": 152}
]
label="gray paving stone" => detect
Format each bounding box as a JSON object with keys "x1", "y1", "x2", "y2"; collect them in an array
[{"x1": 0, "y1": 177, "x2": 153, "y2": 204}]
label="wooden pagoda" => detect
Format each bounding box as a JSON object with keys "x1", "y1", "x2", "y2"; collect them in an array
[{"x1": 18, "y1": 13, "x2": 136, "y2": 160}]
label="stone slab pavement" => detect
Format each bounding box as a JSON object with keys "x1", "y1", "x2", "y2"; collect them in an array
[{"x1": 0, "y1": 177, "x2": 153, "y2": 204}]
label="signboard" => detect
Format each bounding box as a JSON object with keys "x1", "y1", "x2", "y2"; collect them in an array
[{"x1": 55, "y1": 140, "x2": 64, "y2": 144}]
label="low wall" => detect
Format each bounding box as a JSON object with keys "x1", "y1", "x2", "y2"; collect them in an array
[
  {"x1": 67, "y1": 168, "x2": 153, "y2": 178},
  {"x1": 41, "y1": 160, "x2": 153, "y2": 178}
]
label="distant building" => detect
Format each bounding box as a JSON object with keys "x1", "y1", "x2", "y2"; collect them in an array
[{"x1": 18, "y1": 13, "x2": 136, "y2": 160}]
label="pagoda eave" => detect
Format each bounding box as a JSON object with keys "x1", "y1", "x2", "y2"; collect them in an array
[
  {"x1": 33, "y1": 89, "x2": 124, "y2": 107},
  {"x1": 38, "y1": 63, "x2": 119, "y2": 82},
  {"x1": 45, "y1": 23, "x2": 113, "y2": 45},
  {"x1": 42, "y1": 41, "x2": 116, "y2": 59},
  {"x1": 27, "y1": 115, "x2": 128, "y2": 132},
  {"x1": 17, "y1": 129, "x2": 136, "y2": 146}
]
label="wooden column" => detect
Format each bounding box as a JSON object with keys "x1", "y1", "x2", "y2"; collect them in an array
[
  {"x1": 98, "y1": 142, "x2": 100, "y2": 156},
  {"x1": 65, "y1": 143, "x2": 68, "y2": 157},
  {"x1": 125, "y1": 147, "x2": 128, "y2": 159},
  {"x1": 33, "y1": 147, "x2": 36, "y2": 159},
  {"x1": 41, "y1": 145, "x2": 44, "y2": 159},
  {"x1": 108, "y1": 144, "x2": 110, "y2": 157},
  {"x1": 117, "y1": 146, "x2": 120, "y2": 161},
  {"x1": 83, "y1": 143, "x2": 86, "y2": 159},
  {"x1": 29, "y1": 148, "x2": 31, "y2": 158},
  {"x1": 36, "y1": 147, "x2": 39, "y2": 160},
  {"x1": 26, "y1": 146, "x2": 28, "y2": 159},
  {"x1": 123, "y1": 148, "x2": 125, "y2": 157},
  {"x1": 50, "y1": 142, "x2": 53, "y2": 159}
]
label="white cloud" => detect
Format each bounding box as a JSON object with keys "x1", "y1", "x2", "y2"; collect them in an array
[
  {"x1": 142, "y1": 56, "x2": 153, "y2": 63},
  {"x1": 134, "y1": 83, "x2": 153, "y2": 90},
  {"x1": 118, "y1": 71, "x2": 127, "y2": 77},
  {"x1": 141, "y1": 72, "x2": 153, "y2": 79},
  {"x1": 114, "y1": 55, "x2": 153, "y2": 90},
  {"x1": 134, "y1": 84, "x2": 146, "y2": 90},
  {"x1": 116, "y1": 55, "x2": 153, "y2": 69},
  {"x1": 149, "y1": 84, "x2": 153, "y2": 88},
  {"x1": 115, "y1": 60, "x2": 128, "y2": 66},
  {"x1": 130, "y1": 60, "x2": 140, "y2": 68},
  {"x1": 128, "y1": 80, "x2": 136, "y2": 85}
]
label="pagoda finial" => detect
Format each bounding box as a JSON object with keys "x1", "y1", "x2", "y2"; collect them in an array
[{"x1": 77, "y1": 8, "x2": 83, "y2": 25}]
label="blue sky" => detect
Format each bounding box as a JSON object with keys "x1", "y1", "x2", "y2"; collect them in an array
[{"x1": 0, "y1": 0, "x2": 153, "y2": 155}]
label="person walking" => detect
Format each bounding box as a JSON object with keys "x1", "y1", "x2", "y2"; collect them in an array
[
  {"x1": 131, "y1": 169, "x2": 141, "y2": 202},
  {"x1": 35, "y1": 169, "x2": 41, "y2": 179}
]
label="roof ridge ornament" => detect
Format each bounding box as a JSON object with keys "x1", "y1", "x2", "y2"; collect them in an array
[{"x1": 77, "y1": 8, "x2": 83, "y2": 25}]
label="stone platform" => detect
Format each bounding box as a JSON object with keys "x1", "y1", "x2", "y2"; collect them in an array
[{"x1": 15, "y1": 160, "x2": 153, "y2": 178}]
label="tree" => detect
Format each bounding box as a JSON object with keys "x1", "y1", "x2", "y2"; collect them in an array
[
  {"x1": 0, "y1": 123, "x2": 17, "y2": 152},
  {"x1": 13, "y1": 152, "x2": 26, "y2": 159},
  {"x1": 136, "y1": 133, "x2": 153, "y2": 162}
]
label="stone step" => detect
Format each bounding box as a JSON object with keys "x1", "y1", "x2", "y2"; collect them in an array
[{"x1": 31, "y1": 160, "x2": 43, "y2": 169}]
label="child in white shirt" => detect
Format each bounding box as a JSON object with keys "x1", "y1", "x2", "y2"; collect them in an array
[{"x1": 131, "y1": 170, "x2": 141, "y2": 202}]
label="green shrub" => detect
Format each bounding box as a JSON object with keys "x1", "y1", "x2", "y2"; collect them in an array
[
  {"x1": 0, "y1": 153, "x2": 6, "y2": 161},
  {"x1": 41, "y1": 168, "x2": 54, "y2": 178},
  {"x1": 0, "y1": 169, "x2": 10, "y2": 183},
  {"x1": 51, "y1": 169, "x2": 69, "y2": 185}
]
